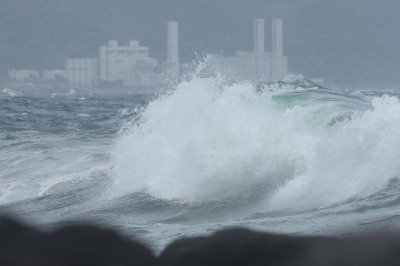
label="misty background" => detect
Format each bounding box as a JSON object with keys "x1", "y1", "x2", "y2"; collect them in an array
[{"x1": 0, "y1": 0, "x2": 399, "y2": 88}]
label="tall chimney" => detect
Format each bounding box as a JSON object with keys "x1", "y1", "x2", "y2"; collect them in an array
[
  {"x1": 253, "y1": 19, "x2": 265, "y2": 55},
  {"x1": 168, "y1": 21, "x2": 179, "y2": 63},
  {"x1": 272, "y1": 19, "x2": 283, "y2": 56}
]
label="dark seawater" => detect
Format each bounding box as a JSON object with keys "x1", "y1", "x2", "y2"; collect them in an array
[{"x1": 1, "y1": 78, "x2": 400, "y2": 252}]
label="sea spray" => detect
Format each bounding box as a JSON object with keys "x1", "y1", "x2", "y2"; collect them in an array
[
  {"x1": 2, "y1": 81, "x2": 400, "y2": 247},
  {"x1": 267, "y1": 95, "x2": 400, "y2": 211},
  {"x1": 110, "y1": 71, "x2": 377, "y2": 208}
]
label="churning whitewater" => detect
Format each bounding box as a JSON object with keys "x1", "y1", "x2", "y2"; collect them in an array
[
  {"x1": 1, "y1": 71, "x2": 400, "y2": 251},
  {"x1": 111, "y1": 75, "x2": 400, "y2": 211}
]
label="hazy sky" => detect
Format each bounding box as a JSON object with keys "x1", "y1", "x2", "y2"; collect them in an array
[{"x1": 1, "y1": 0, "x2": 399, "y2": 88}]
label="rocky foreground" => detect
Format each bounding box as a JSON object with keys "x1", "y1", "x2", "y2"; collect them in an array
[{"x1": 1, "y1": 216, "x2": 400, "y2": 266}]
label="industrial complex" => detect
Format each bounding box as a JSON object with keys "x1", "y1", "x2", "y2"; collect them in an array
[
  {"x1": 8, "y1": 19, "x2": 288, "y2": 87},
  {"x1": 215, "y1": 19, "x2": 287, "y2": 81}
]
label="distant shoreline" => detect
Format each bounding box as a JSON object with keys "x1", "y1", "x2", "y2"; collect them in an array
[{"x1": 1, "y1": 83, "x2": 165, "y2": 96}]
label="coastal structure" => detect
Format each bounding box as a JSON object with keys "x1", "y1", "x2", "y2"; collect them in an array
[
  {"x1": 8, "y1": 70, "x2": 39, "y2": 81},
  {"x1": 66, "y1": 58, "x2": 99, "y2": 85},
  {"x1": 99, "y1": 40, "x2": 159, "y2": 86},
  {"x1": 162, "y1": 21, "x2": 180, "y2": 79},
  {"x1": 42, "y1": 70, "x2": 67, "y2": 81},
  {"x1": 10, "y1": 20, "x2": 180, "y2": 87},
  {"x1": 215, "y1": 19, "x2": 287, "y2": 81},
  {"x1": 65, "y1": 39, "x2": 162, "y2": 87},
  {"x1": 8, "y1": 19, "x2": 290, "y2": 86}
]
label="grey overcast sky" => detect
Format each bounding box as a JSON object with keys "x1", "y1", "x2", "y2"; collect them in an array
[{"x1": 1, "y1": 0, "x2": 399, "y2": 88}]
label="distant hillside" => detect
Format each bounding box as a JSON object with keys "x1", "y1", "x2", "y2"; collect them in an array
[{"x1": 1, "y1": 0, "x2": 399, "y2": 88}]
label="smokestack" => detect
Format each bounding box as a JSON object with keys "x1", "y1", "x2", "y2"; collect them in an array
[
  {"x1": 253, "y1": 19, "x2": 265, "y2": 55},
  {"x1": 272, "y1": 19, "x2": 283, "y2": 56},
  {"x1": 168, "y1": 21, "x2": 179, "y2": 63},
  {"x1": 167, "y1": 21, "x2": 179, "y2": 78}
]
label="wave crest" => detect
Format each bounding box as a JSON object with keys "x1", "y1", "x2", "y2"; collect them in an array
[{"x1": 110, "y1": 73, "x2": 400, "y2": 212}]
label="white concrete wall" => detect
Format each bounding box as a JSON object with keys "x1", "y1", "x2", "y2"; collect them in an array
[
  {"x1": 8, "y1": 70, "x2": 39, "y2": 81},
  {"x1": 66, "y1": 58, "x2": 98, "y2": 85},
  {"x1": 123, "y1": 71, "x2": 158, "y2": 87},
  {"x1": 99, "y1": 40, "x2": 158, "y2": 85},
  {"x1": 264, "y1": 56, "x2": 272, "y2": 80},
  {"x1": 255, "y1": 55, "x2": 265, "y2": 79},
  {"x1": 43, "y1": 70, "x2": 66, "y2": 80},
  {"x1": 283, "y1": 57, "x2": 288, "y2": 78}
]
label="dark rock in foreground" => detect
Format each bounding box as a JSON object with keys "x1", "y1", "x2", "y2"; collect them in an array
[
  {"x1": 0, "y1": 217, "x2": 156, "y2": 266},
  {"x1": 1, "y1": 216, "x2": 400, "y2": 266},
  {"x1": 160, "y1": 228, "x2": 400, "y2": 266},
  {"x1": 160, "y1": 228, "x2": 340, "y2": 266}
]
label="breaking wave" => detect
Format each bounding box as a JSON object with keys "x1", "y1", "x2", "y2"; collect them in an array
[{"x1": 110, "y1": 71, "x2": 400, "y2": 213}]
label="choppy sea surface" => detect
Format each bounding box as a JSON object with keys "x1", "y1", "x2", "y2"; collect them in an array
[{"x1": 1, "y1": 76, "x2": 400, "y2": 252}]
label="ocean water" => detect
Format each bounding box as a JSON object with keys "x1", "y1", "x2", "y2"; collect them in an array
[{"x1": 1, "y1": 73, "x2": 400, "y2": 252}]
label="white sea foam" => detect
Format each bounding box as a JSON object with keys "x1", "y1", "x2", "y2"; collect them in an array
[
  {"x1": 267, "y1": 95, "x2": 400, "y2": 211},
  {"x1": 38, "y1": 164, "x2": 110, "y2": 197},
  {"x1": 110, "y1": 71, "x2": 400, "y2": 211},
  {"x1": 2, "y1": 88, "x2": 20, "y2": 97}
]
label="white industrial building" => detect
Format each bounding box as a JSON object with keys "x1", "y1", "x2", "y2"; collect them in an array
[
  {"x1": 42, "y1": 69, "x2": 67, "y2": 81},
  {"x1": 215, "y1": 19, "x2": 287, "y2": 81},
  {"x1": 8, "y1": 70, "x2": 39, "y2": 81},
  {"x1": 66, "y1": 58, "x2": 99, "y2": 85},
  {"x1": 66, "y1": 40, "x2": 160, "y2": 87},
  {"x1": 99, "y1": 40, "x2": 158, "y2": 86},
  {"x1": 63, "y1": 21, "x2": 179, "y2": 87}
]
